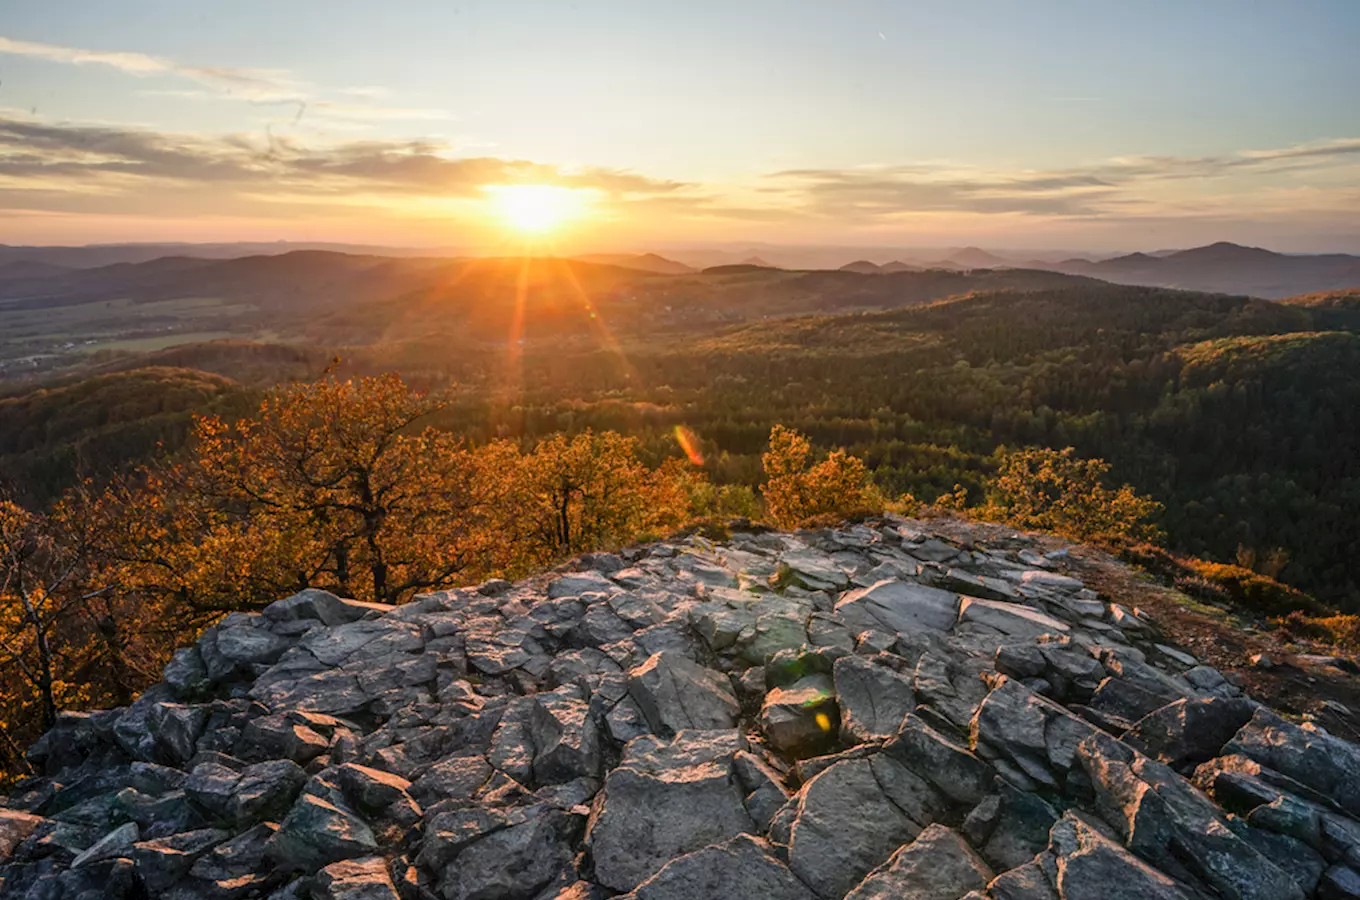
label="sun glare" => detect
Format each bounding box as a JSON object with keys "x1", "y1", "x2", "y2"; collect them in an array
[{"x1": 486, "y1": 184, "x2": 585, "y2": 234}]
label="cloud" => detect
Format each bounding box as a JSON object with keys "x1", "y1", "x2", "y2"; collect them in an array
[
  {"x1": 0, "y1": 113, "x2": 693, "y2": 204},
  {"x1": 0, "y1": 36, "x2": 298, "y2": 101},
  {"x1": 768, "y1": 139, "x2": 1360, "y2": 222},
  {"x1": 0, "y1": 35, "x2": 449, "y2": 123},
  {"x1": 0, "y1": 110, "x2": 1355, "y2": 237}
]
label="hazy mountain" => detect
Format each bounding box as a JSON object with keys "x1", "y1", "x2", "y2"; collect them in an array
[
  {"x1": 1048, "y1": 242, "x2": 1360, "y2": 298},
  {"x1": 838, "y1": 260, "x2": 883, "y2": 274},
  {"x1": 941, "y1": 246, "x2": 1009, "y2": 269},
  {"x1": 879, "y1": 260, "x2": 921, "y2": 273},
  {"x1": 572, "y1": 253, "x2": 694, "y2": 274},
  {"x1": 0, "y1": 242, "x2": 464, "y2": 269}
]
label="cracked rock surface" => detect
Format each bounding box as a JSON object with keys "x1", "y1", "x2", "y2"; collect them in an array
[{"x1": 3, "y1": 517, "x2": 1360, "y2": 899}]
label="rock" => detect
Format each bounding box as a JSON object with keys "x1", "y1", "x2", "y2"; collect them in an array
[
  {"x1": 1020, "y1": 571, "x2": 1083, "y2": 591},
  {"x1": 263, "y1": 589, "x2": 392, "y2": 626},
  {"x1": 410, "y1": 753, "x2": 493, "y2": 807},
  {"x1": 1318, "y1": 865, "x2": 1360, "y2": 900},
  {"x1": 549, "y1": 571, "x2": 619, "y2": 598},
  {"x1": 834, "y1": 655, "x2": 915, "y2": 743},
  {"x1": 627, "y1": 650, "x2": 740, "y2": 737},
  {"x1": 844, "y1": 824, "x2": 992, "y2": 900},
  {"x1": 336, "y1": 764, "x2": 417, "y2": 814},
  {"x1": 733, "y1": 751, "x2": 790, "y2": 830},
  {"x1": 626, "y1": 834, "x2": 816, "y2": 900},
  {"x1": 964, "y1": 785, "x2": 1059, "y2": 871},
  {"x1": 1076, "y1": 730, "x2": 1304, "y2": 900},
  {"x1": 203, "y1": 616, "x2": 292, "y2": 680},
  {"x1": 885, "y1": 715, "x2": 993, "y2": 807},
  {"x1": 988, "y1": 860, "x2": 1058, "y2": 900},
  {"x1": 835, "y1": 580, "x2": 960, "y2": 636},
  {"x1": 164, "y1": 647, "x2": 212, "y2": 698},
  {"x1": 958, "y1": 597, "x2": 1070, "y2": 637},
  {"x1": 132, "y1": 828, "x2": 230, "y2": 893},
  {"x1": 1089, "y1": 676, "x2": 1178, "y2": 724},
  {"x1": 185, "y1": 758, "x2": 306, "y2": 826},
  {"x1": 235, "y1": 759, "x2": 308, "y2": 824},
  {"x1": 529, "y1": 692, "x2": 603, "y2": 784},
  {"x1": 1048, "y1": 811, "x2": 1193, "y2": 900},
  {"x1": 267, "y1": 794, "x2": 378, "y2": 872},
  {"x1": 1251, "y1": 653, "x2": 1275, "y2": 670},
  {"x1": 180, "y1": 822, "x2": 278, "y2": 899},
  {"x1": 588, "y1": 732, "x2": 753, "y2": 892},
  {"x1": 760, "y1": 674, "x2": 839, "y2": 757},
  {"x1": 914, "y1": 652, "x2": 990, "y2": 730},
  {"x1": 315, "y1": 856, "x2": 401, "y2": 900},
  {"x1": 787, "y1": 757, "x2": 923, "y2": 899},
  {"x1": 0, "y1": 809, "x2": 43, "y2": 858},
  {"x1": 1123, "y1": 697, "x2": 1259, "y2": 769},
  {"x1": 996, "y1": 644, "x2": 1049, "y2": 680},
  {"x1": 439, "y1": 810, "x2": 580, "y2": 900},
  {"x1": 1225, "y1": 707, "x2": 1360, "y2": 818},
  {"x1": 71, "y1": 822, "x2": 139, "y2": 868}
]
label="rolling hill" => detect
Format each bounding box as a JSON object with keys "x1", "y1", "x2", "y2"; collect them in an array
[{"x1": 1050, "y1": 242, "x2": 1360, "y2": 298}]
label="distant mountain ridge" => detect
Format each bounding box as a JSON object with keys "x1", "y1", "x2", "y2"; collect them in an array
[
  {"x1": 2, "y1": 240, "x2": 1355, "y2": 300},
  {"x1": 1050, "y1": 241, "x2": 1360, "y2": 299},
  {"x1": 572, "y1": 253, "x2": 694, "y2": 274}
]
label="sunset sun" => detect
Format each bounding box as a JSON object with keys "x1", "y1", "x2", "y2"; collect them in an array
[{"x1": 486, "y1": 184, "x2": 587, "y2": 234}]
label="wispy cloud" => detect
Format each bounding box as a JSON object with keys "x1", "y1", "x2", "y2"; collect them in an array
[
  {"x1": 0, "y1": 35, "x2": 448, "y2": 124},
  {"x1": 768, "y1": 139, "x2": 1360, "y2": 222},
  {"x1": 0, "y1": 36, "x2": 298, "y2": 100},
  {"x1": 0, "y1": 114, "x2": 689, "y2": 199}
]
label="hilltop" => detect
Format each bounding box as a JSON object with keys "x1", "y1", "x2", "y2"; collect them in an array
[{"x1": 1, "y1": 516, "x2": 1357, "y2": 899}]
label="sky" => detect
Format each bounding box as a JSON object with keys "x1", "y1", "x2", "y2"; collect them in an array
[{"x1": 2, "y1": 1, "x2": 1359, "y2": 252}]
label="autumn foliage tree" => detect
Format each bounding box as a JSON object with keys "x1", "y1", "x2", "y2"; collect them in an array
[
  {"x1": 92, "y1": 375, "x2": 488, "y2": 609},
  {"x1": 497, "y1": 431, "x2": 694, "y2": 571},
  {"x1": 977, "y1": 446, "x2": 1163, "y2": 546},
  {"x1": 761, "y1": 425, "x2": 881, "y2": 529},
  {"x1": 0, "y1": 491, "x2": 166, "y2": 773}
]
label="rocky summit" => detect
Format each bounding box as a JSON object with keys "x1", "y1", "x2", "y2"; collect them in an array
[{"x1": 2, "y1": 518, "x2": 1360, "y2": 900}]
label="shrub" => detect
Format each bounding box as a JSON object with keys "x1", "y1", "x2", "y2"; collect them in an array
[
  {"x1": 760, "y1": 425, "x2": 881, "y2": 529},
  {"x1": 978, "y1": 446, "x2": 1162, "y2": 547}
]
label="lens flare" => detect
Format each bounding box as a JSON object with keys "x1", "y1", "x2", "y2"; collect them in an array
[{"x1": 674, "y1": 425, "x2": 704, "y2": 466}]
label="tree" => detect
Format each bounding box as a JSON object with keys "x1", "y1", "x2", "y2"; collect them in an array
[
  {"x1": 0, "y1": 489, "x2": 158, "y2": 774},
  {"x1": 506, "y1": 430, "x2": 694, "y2": 568},
  {"x1": 760, "y1": 425, "x2": 879, "y2": 529},
  {"x1": 99, "y1": 375, "x2": 492, "y2": 608},
  {"x1": 978, "y1": 446, "x2": 1162, "y2": 546}
]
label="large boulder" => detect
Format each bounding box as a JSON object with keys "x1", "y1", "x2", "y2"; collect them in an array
[
  {"x1": 834, "y1": 580, "x2": 960, "y2": 636},
  {"x1": 760, "y1": 674, "x2": 839, "y2": 757},
  {"x1": 844, "y1": 824, "x2": 992, "y2": 900},
  {"x1": 587, "y1": 732, "x2": 753, "y2": 892},
  {"x1": 786, "y1": 757, "x2": 924, "y2": 899},
  {"x1": 439, "y1": 810, "x2": 580, "y2": 900},
  {"x1": 834, "y1": 655, "x2": 915, "y2": 743},
  {"x1": 267, "y1": 795, "x2": 378, "y2": 873},
  {"x1": 314, "y1": 856, "x2": 401, "y2": 900},
  {"x1": 263, "y1": 589, "x2": 393, "y2": 627},
  {"x1": 626, "y1": 650, "x2": 740, "y2": 736},
  {"x1": 625, "y1": 834, "x2": 815, "y2": 900},
  {"x1": 1048, "y1": 811, "x2": 1195, "y2": 900}
]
